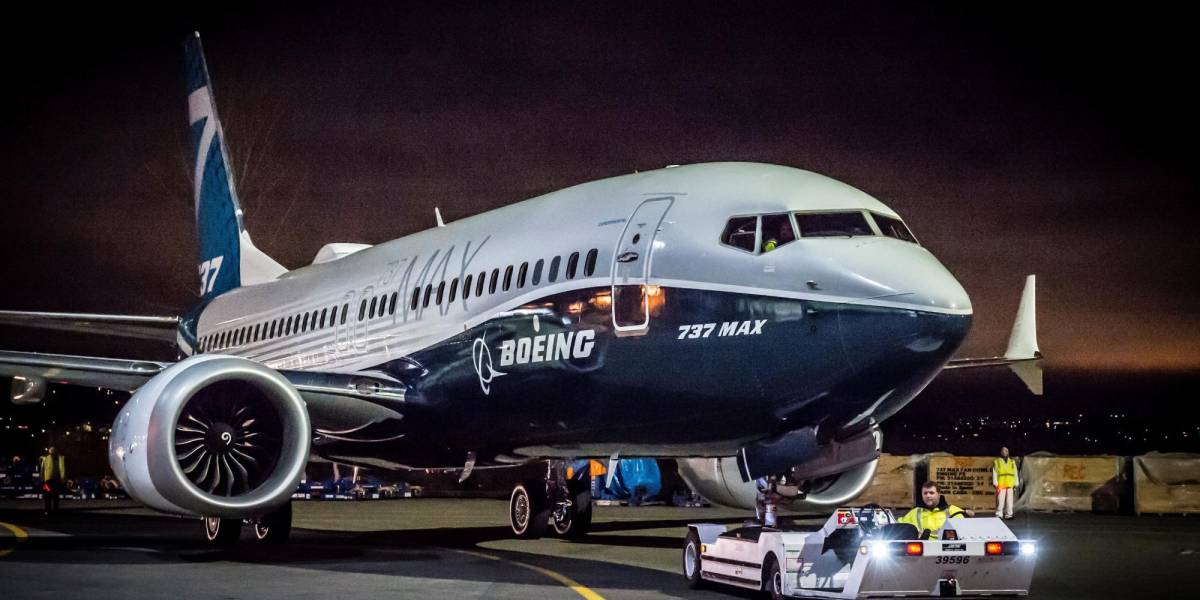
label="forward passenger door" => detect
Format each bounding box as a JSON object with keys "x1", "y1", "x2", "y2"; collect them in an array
[{"x1": 611, "y1": 197, "x2": 673, "y2": 336}]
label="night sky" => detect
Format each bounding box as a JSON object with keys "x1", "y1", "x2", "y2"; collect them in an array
[{"x1": 1, "y1": 3, "x2": 1196, "y2": 371}]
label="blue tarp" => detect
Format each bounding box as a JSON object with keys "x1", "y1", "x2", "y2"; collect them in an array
[{"x1": 594, "y1": 458, "x2": 661, "y2": 500}]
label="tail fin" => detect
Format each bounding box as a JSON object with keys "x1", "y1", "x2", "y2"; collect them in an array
[{"x1": 184, "y1": 32, "x2": 286, "y2": 300}]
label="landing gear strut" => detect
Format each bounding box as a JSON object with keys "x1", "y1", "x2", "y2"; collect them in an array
[{"x1": 509, "y1": 460, "x2": 593, "y2": 539}]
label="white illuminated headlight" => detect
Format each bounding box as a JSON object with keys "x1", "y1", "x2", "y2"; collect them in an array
[
  {"x1": 1020, "y1": 542, "x2": 1036, "y2": 556},
  {"x1": 871, "y1": 541, "x2": 889, "y2": 558}
]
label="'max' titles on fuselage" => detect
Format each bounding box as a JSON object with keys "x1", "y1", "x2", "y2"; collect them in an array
[
  {"x1": 677, "y1": 319, "x2": 768, "y2": 340},
  {"x1": 498, "y1": 329, "x2": 596, "y2": 367}
]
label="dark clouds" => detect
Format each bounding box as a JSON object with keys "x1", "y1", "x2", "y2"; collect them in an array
[{"x1": 1, "y1": 2, "x2": 1196, "y2": 369}]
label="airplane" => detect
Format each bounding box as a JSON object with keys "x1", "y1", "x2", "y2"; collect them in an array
[{"x1": 0, "y1": 33, "x2": 1040, "y2": 545}]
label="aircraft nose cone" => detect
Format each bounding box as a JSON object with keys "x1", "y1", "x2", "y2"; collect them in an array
[
  {"x1": 917, "y1": 261, "x2": 972, "y2": 314},
  {"x1": 836, "y1": 240, "x2": 972, "y2": 315}
]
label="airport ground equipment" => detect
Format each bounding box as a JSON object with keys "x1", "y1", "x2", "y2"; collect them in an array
[{"x1": 683, "y1": 507, "x2": 1037, "y2": 598}]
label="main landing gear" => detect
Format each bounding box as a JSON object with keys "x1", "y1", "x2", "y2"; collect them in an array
[
  {"x1": 509, "y1": 460, "x2": 592, "y2": 539},
  {"x1": 203, "y1": 501, "x2": 293, "y2": 546}
]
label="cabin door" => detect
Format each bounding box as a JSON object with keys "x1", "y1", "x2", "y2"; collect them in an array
[{"x1": 611, "y1": 197, "x2": 673, "y2": 336}]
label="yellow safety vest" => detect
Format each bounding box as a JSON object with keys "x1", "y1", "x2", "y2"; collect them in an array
[
  {"x1": 898, "y1": 504, "x2": 965, "y2": 539},
  {"x1": 994, "y1": 458, "x2": 1017, "y2": 488},
  {"x1": 40, "y1": 454, "x2": 65, "y2": 481}
]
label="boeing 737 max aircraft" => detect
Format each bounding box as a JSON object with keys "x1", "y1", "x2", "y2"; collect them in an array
[{"x1": 0, "y1": 34, "x2": 1040, "y2": 543}]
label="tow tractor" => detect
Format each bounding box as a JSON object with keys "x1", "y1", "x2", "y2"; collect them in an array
[{"x1": 683, "y1": 506, "x2": 1037, "y2": 598}]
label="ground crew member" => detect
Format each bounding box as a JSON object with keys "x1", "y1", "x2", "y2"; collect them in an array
[
  {"x1": 898, "y1": 481, "x2": 974, "y2": 539},
  {"x1": 993, "y1": 447, "x2": 1019, "y2": 519},
  {"x1": 39, "y1": 446, "x2": 66, "y2": 515}
]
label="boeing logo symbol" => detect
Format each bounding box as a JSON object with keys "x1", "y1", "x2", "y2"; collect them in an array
[{"x1": 472, "y1": 337, "x2": 506, "y2": 395}]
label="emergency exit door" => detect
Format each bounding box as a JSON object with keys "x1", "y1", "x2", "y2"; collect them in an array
[{"x1": 611, "y1": 197, "x2": 673, "y2": 335}]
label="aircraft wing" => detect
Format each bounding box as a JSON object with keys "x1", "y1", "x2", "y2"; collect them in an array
[
  {"x1": 943, "y1": 275, "x2": 1043, "y2": 394},
  {"x1": 0, "y1": 310, "x2": 181, "y2": 343},
  {"x1": 0, "y1": 350, "x2": 169, "y2": 394},
  {"x1": 0, "y1": 348, "x2": 408, "y2": 436}
]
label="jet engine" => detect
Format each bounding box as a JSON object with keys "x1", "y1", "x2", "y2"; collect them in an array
[
  {"x1": 109, "y1": 355, "x2": 310, "y2": 518},
  {"x1": 677, "y1": 428, "x2": 881, "y2": 510}
]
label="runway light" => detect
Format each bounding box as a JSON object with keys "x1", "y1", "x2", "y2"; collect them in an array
[
  {"x1": 985, "y1": 542, "x2": 1003, "y2": 556},
  {"x1": 1020, "y1": 542, "x2": 1036, "y2": 555},
  {"x1": 906, "y1": 542, "x2": 923, "y2": 556}
]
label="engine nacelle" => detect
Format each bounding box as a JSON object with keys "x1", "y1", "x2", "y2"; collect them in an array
[
  {"x1": 678, "y1": 429, "x2": 882, "y2": 510},
  {"x1": 109, "y1": 354, "x2": 310, "y2": 518}
]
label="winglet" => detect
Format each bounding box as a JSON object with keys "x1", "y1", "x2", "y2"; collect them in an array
[
  {"x1": 1005, "y1": 275, "x2": 1042, "y2": 395},
  {"x1": 435, "y1": 207, "x2": 446, "y2": 228},
  {"x1": 1004, "y1": 275, "x2": 1040, "y2": 360}
]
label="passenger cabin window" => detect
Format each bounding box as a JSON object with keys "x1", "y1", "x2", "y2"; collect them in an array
[
  {"x1": 423, "y1": 284, "x2": 432, "y2": 308},
  {"x1": 449, "y1": 279, "x2": 458, "y2": 303},
  {"x1": 389, "y1": 292, "x2": 398, "y2": 315},
  {"x1": 584, "y1": 249, "x2": 598, "y2": 276},
  {"x1": 566, "y1": 252, "x2": 579, "y2": 279},
  {"x1": 548, "y1": 256, "x2": 560, "y2": 282},
  {"x1": 489, "y1": 269, "x2": 499, "y2": 294},
  {"x1": 795, "y1": 212, "x2": 873, "y2": 237},
  {"x1": 410, "y1": 287, "x2": 420, "y2": 311},
  {"x1": 517, "y1": 263, "x2": 528, "y2": 288},
  {"x1": 476, "y1": 272, "x2": 486, "y2": 297},
  {"x1": 464, "y1": 274, "x2": 473, "y2": 299},
  {"x1": 759, "y1": 213, "x2": 797, "y2": 252},
  {"x1": 436, "y1": 281, "x2": 445, "y2": 305},
  {"x1": 872, "y1": 213, "x2": 917, "y2": 243},
  {"x1": 532, "y1": 259, "x2": 544, "y2": 285},
  {"x1": 503, "y1": 266, "x2": 513, "y2": 292},
  {"x1": 721, "y1": 216, "x2": 758, "y2": 252}
]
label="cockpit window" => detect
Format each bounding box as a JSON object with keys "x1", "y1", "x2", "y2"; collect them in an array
[
  {"x1": 872, "y1": 213, "x2": 917, "y2": 243},
  {"x1": 721, "y1": 216, "x2": 758, "y2": 252},
  {"x1": 759, "y1": 213, "x2": 796, "y2": 252},
  {"x1": 795, "y1": 212, "x2": 873, "y2": 237}
]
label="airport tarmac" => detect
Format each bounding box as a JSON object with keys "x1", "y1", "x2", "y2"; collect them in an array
[{"x1": 2, "y1": 498, "x2": 1199, "y2": 599}]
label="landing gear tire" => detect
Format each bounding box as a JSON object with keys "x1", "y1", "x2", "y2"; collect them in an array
[
  {"x1": 553, "y1": 490, "x2": 593, "y2": 538},
  {"x1": 252, "y1": 501, "x2": 293, "y2": 544},
  {"x1": 204, "y1": 516, "x2": 241, "y2": 547},
  {"x1": 510, "y1": 481, "x2": 551, "y2": 539},
  {"x1": 763, "y1": 554, "x2": 785, "y2": 600},
  {"x1": 682, "y1": 529, "x2": 705, "y2": 589}
]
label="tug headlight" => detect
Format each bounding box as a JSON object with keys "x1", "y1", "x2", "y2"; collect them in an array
[
  {"x1": 870, "y1": 542, "x2": 889, "y2": 558},
  {"x1": 1020, "y1": 542, "x2": 1037, "y2": 556}
]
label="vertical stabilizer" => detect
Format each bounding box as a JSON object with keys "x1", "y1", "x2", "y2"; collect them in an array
[
  {"x1": 184, "y1": 32, "x2": 286, "y2": 301},
  {"x1": 1004, "y1": 275, "x2": 1040, "y2": 360}
]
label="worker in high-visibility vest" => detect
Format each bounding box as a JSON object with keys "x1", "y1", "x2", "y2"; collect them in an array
[
  {"x1": 993, "y1": 447, "x2": 1019, "y2": 519},
  {"x1": 39, "y1": 446, "x2": 66, "y2": 515},
  {"x1": 898, "y1": 481, "x2": 974, "y2": 539}
]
